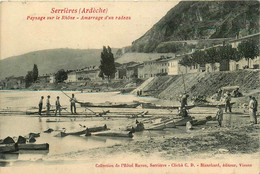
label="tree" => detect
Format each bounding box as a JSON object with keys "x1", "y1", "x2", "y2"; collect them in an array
[
  {"x1": 237, "y1": 40, "x2": 259, "y2": 66},
  {"x1": 191, "y1": 50, "x2": 206, "y2": 65},
  {"x1": 179, "y1": 55, "x2": 193, "y2": 67},
  {"x1": 32, "y1": 64, "x2": 38, "y2": 82},
  {"x1": 25, "y1": 71, "x2": 33, "y2": 88},
  {"x1": 217, "y1": 45, "x2": 241, "y2": 62},
  {"x1": 99, "y1": 46, "x2": 116, "y2": 81},
  {"x1": 55, "y1": 69, "x2": 68, "y2": 83}
]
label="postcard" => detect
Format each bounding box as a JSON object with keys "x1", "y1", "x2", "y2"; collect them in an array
[{"x1": 0, "y1": 1, "x2": 259, "y2": 174}]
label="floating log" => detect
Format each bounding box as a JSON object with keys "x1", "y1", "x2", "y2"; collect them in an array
[
  {"x1": 0, "y1": 143, "x2": 18, "y2": 153},
  {"x1": 18, "y1": 143, "x2": 49, "y2": 150},
  {"x1": 93, "y1": 131, "x2": 133, "y2": 138}
]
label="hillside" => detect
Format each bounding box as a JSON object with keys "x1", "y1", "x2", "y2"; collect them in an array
[
  {"x1": 131, "y1": 1, "x2": 259, "y2": 53},
  {"x1": 137, "y1": 70, "x2": 260, "y2": 102},
  {"x1": 0, "y1": 48, "x2": 117, "y2": 79}
]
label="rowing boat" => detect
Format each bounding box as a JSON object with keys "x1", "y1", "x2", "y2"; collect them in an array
[
  {"x1": 174, "y1": 117, "x2": 193, "y2": 126},
  {"x1": 18, "y1": 143, "x2": 49, "y2": 150},
  {"x1": 145, "y1": 123, "x2": 166, "y2": 130},
  {"x1": 0, "y1": 143, "x2": 18, "y2": 153},
  {"x1": 87, "y1": 124, "x2": 109, "y2": 133},
  {"x1": 59, "y1": 129, "x2": 88, "y2": 137},
  {"x1": 92, "y1": 131, "x2": 133, "y2": 138}
]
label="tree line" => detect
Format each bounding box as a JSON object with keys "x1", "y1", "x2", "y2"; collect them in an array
[
  {"x1": 179, "y1": 40, "x2": 259, "y2": 67},
  {"x1": 24, "y1": 46, "x2": 116, "y2": 88}
]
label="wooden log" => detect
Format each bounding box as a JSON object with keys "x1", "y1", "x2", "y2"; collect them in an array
[
  {"x1": 18, "y1": 143, "x2": 49, "y2": 150},
  {"x1": 0, "y1": 143, "x2": 18, "y2": 153}
]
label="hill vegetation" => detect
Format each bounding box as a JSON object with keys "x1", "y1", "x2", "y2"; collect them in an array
[
  {"x1": 0, "y1": 48, "x2": 117, "y2": 80},
  {"x1": 131, "y1": 1, "x2": 259, "y2": 53}
]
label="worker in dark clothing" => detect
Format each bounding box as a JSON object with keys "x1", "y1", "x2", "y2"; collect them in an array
[
  {"x1": 225, "y1": 93, "x2": 232, "y2": 113},
  {"x1": 55, "y1": 96, "x2": 61, "y2": 116},
  {"x1": 181, "y1": 94, "x2": 189, "y2": 108},
  {"x1": 180, "y1": 94, "x2": 189, "y2": 117},
  {"x1": 70, "y1": 94, "x2": 77, "y2": 114},
  {"x1": 38, "y1": 96, "x2": 44, "y2": 115},
  {"x1": 46, "y1": 95, "x2": 51, "y2": 115}
]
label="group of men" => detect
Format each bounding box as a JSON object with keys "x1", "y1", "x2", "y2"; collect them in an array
[
  {"x1": 38, "y1": 94, "x2": 77, "y2": 116},
  {"x1": 180, "y1": 93, "x2": 258, "y2": 126}
]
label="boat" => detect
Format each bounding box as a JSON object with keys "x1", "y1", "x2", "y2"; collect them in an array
[
  {"x1": 58, "y1": 129, "x2": 88, "y2": 137},
  {"x1": 163, "y1": 120, "x2": 176, "y2": 128},
  {"x1": 174, "y1": 117, "x2": 193, "y2": 126},
  {"x1": 141, "y1": 102, "x2": 196, "y2": 110},
  {"x1": 87, "y1": 124, "x2": 109, "y2": 133},
  {"x1": 195, "y1": 102, "x2": 235, "y2": 108},
  {"x1": 92, "y1": 131, "x2": 133, "y2": 138},
  {"x1": 145, "y1": 123, "x2": 166, "y2": 130},
  {"x1": 190, "y1": 119, "x2": 207, "y2": 126},
  {"x1": 126, "y1": 122, "x2": 145, "y2": 132},
  {"x1": 78, "y1": 101, "x2": 140, "y2": 108},
  {"x1": 0, "y1": 143, "x2": 18, "y2": 153},
  {"x1": 46, "y1": 119, "x2": 66, "y2": 123},
  {"x1": 18, "y1": 143, "x2": 49, "y2": 150}
]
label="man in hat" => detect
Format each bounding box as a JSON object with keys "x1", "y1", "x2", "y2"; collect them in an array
[
  {"x1": 55, "y1": 96, "x2": 61, "y2": 116},
  {"x1": 70, "y1": 94, "x2": 77, "y2": 114},
  {"x1": 249, "y1": 96, "x2": 258, "y2": 124},
  {"x1": 46, "y1": 95, "x2": 51, "y2": 115},
  {"x1": 38, "y1": 96, "x2": 44, "y2": 115}
]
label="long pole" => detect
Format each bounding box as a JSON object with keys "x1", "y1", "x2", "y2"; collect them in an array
[
  {"x1": 60, "y1": 90, "x2": 96, "y2": 114},
  {"x1": 181, "y1": 71, "x2": 187, "y2": 94}
]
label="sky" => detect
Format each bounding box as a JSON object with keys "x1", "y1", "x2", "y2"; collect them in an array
[{"x1": 0, "y1": 1, "x2": 180, "y2": 60}]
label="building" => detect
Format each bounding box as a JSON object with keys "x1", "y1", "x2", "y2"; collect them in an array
[
  {"x1": 37, "y1": 75, "x2": 50, "y2": 83},
  {"x1": 2, "y1": 76, "x2": 25, "y2": 89},
  {"x1": 138, "y1": 56, "x2": 175, "y2": 78},
  {"x1": 49, "y1": 74, "x2": 55, "y2": 83},
  {"x1": 65, "y1": 66, "x2": 101, "y2": 83}
]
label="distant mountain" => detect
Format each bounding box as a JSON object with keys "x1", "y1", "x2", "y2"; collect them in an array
[
  {"x1": 131, "y1": 1, "x2": 259, "y2": 53},
  {"x1": 0, "y1": 48, "x2": 118, "y2": 79}
]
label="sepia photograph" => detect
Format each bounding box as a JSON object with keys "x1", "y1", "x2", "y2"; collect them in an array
[{"x1": 0, "y1": 1, "x2": 259, "y2": 173}]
